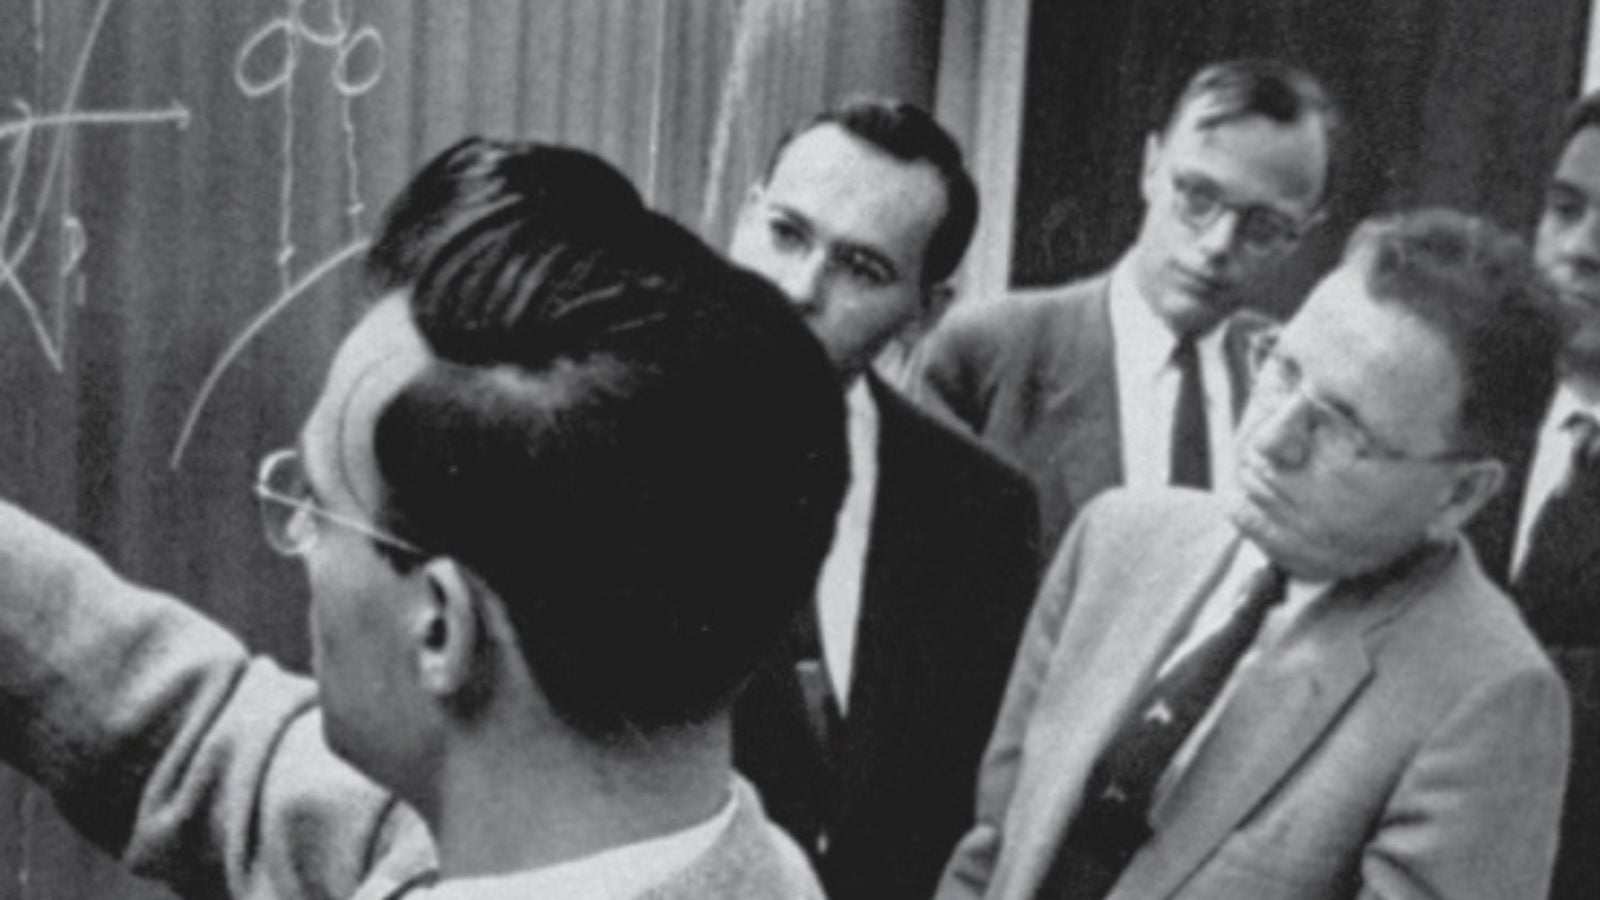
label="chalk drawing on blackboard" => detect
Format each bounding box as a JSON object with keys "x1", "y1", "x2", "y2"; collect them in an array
[
  {"x1": 170, "y1": 1, "x2": 387, "y2": 470},
  {"x1": 236, "y1": 0, "x2": 386, "y2": 296},
  {"x1": 0, "y1": 0, "x2": 190, "y2": 372},
  {"x1": 170, "y1": 238, "x2": 369, "y2": 471}
]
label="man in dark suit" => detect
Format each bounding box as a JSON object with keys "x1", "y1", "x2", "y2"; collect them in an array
[
  {"x1": 1466, "y1": 90, "x2": 1600, "y2": 900},
  {"x1": 915, "y1": 59, "x2": 1339, "y2": 556},
  {"x1": 727, "y1": 99, "x2": 1042, "y2": 900},
  {"x1": 938, "y1": 209, "x2": 1570, "y2": 900}
]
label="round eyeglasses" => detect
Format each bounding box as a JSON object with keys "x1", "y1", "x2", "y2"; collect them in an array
[
  {"x1": 253, "y1": 448, "x2": 425, "y2": 558},
  {"x1": 1169, "y1": 171, "x2": 1308, "y2": 258}
]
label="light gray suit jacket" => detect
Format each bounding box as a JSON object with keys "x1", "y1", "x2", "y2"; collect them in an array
[
  {"x1": 0, "y1": 500, "x2": 822, "y2": 899},
  {"x1": 937, "y1": 488, "x2": 1569, "y2": 900},
  {"x1": 914, "y1": 272, "x2": 1263, "y2": 559}
]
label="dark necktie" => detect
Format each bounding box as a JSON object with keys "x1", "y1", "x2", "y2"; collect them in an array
[
  {"x1": 1040, "y1": 564, "x2": 1288, "y2": 898},
  {"x1": 1514, "y1": 412, "x2": 1600, "y2": 646},
  {"x1": 1170, "y1": 335, "x2": 1211, "y2": 489},
  {"x1": 791, "y1": 597, "x2": 842, "y2": 755}
]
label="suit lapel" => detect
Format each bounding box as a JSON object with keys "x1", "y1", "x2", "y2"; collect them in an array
[
  {"x1": 1044, "y1": 278, "x2": 1122, "y2": 515},
  {"x1": 996, "y1": 518, "x2": 1242, "y2": 900},
  {"x1": 1114, "y1": 553, "x2": 1442, "y2": 899},
  {"x1": 830, "y1": 377, "x2": 920, "y2": 815}
]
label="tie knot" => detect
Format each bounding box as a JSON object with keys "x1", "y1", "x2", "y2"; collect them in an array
[{"x1": 1244, "y1": 564, "x2": 1289, "y2": 611}]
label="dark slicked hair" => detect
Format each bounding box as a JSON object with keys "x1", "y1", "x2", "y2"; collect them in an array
[
  {"x1": 1159, "y1": 58, "x2": 1342, "y2": 206},
  {"x1": 1344, "y1": 208, "x2": 1569, "y2": 463},
  {"x1": 763, "y1": 97, "x2": 979, "y2": 284},
  {"x1": 364, "y1": 138, "x2": 849, "y2": 741}
]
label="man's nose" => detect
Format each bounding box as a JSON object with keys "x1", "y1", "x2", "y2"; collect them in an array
[
  {"x1": 1193, "y1": 209, "x2": 1244, "y2": 261},
  {"x1": 778, "y1": 254, "x2": 829, "y2": 312},
  {"x1": 1557, "y1": 210, "x2": 1600, "y2": 277},
  {"x1": 1247, "y1": 393, "x2": 1314, "y2": 470}
]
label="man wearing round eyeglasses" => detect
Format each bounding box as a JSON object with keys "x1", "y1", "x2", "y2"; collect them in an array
[
  {"x1": 916, "y1": 59, "x2": 1337, "y2": 558},
  {"x1": 937, "y1": 209, "x2": 1569, "y2": 900},
  {"x1": 0, "y1": 140, "x2": 847, "y2": 898}
]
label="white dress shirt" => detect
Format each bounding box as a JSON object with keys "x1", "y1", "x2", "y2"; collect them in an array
[
  {"x1": 415, "y1": 788, "x2": 737, "y2": 900},
  {"x1": 1107, "y1": 260, "x2": 1237, "y2": 495},
  {"x1": 814, "y1": 378, "x2": 880, "y2": 713},
  {"x1": 1512, "y1": 381, "x2": 1600, "y2": 577}
]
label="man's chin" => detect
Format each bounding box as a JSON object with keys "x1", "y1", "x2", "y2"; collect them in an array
[
  {"x1": 1225, "y1": 490, "x2": 1311, "y2": 576},
  {"x1": 1163, "y1": 283, "x2": 1238, "y2": 335}
]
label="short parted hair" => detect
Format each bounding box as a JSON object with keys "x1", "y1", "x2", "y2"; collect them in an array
[
  {"x1": 1343, "y1": 208, "x2": 1569, "y2": 463},
  {"x1": 1159, "y1": 59, "x2": 1342, "y2": 206},
  {"x1": 363, "y1": 138, "x2": 849, "y2": 742},
  {"x1": 763, "y1": 97, "x2": 978, "y2": 285}
]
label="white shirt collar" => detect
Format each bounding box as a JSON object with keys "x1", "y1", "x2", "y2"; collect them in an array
[
  {"x1": 1106, "y1": 258, "x2": 1238, "y2": 492},
  {"x1": 1511, "y1": 380, "x2": 1600, "y2": 574},
  {"x1": 417, "y1": 787, "x2": 738, "y2": 900},
  {"x1": 1108, "y1": 259, "x2": 1181, "y2": 383},
  {"x1": 814, "y1": 378, "x2": 880, "y2": 710}
]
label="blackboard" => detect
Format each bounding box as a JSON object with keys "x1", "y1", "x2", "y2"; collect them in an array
[{"x1": 0, "y1": 2, "x2": 939, "y2": 897}]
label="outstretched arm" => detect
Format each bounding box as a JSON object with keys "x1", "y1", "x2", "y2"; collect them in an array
[{"x1": 0, "y1": 500, "x2": 429, "y2": 899}]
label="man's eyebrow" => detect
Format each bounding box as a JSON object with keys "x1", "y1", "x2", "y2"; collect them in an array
[
  {"x1": 766, "y1": 199, "x2": 902, "y2": 281},
  {"x1": 766, "y1": 200, "x2": 812, "y2": 228},
  {"x1": 833, "y1": 240, "x2": 900, "y2": 281},
  {"x1": 1546, "y1": 178, "x2": 1589, "y2": 200}
]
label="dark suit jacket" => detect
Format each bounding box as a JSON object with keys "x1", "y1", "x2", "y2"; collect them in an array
[
  {"x1": 1464, "y1": 416, "x2": 1599, "y2": 900},
  {"x1": 914, "y1": 271, "x2": 1263, "y2": 559},
  {"x1": 734, "y1": 375, "x2": 1041, "y2": 900},
  {"x1": 939, "y1": 488, "x2": 1569, "y2": 900}
]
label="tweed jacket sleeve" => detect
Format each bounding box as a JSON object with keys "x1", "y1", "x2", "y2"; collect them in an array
[{"x1": 0, "y1": 500, "x2": 429, "y2": 899}]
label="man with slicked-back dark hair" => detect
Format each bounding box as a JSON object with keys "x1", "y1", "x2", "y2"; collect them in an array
[{"x1": 0, "y1": 138, "x2": 845, "y2": 898}]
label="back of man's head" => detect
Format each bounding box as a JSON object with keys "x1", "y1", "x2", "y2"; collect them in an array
[
  {"x1": 1344, "y1": 208, "x2": 1568, "y2": 464},
  {"x1": 363, "y1": 138, "x2": 849, "y2": 742},
  {"x1": 764, "y1": 97, "x2": 978, "y2": 284}
]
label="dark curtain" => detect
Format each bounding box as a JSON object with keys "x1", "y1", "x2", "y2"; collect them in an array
[
  {"x1": 0, "y1": 2, "x2": 936, "y2": 898},
  {"x1": 1012, "y1": 0, "x2": 1588, "y2": 316}
]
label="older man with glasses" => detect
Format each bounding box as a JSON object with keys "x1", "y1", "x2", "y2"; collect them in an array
[
  {"x1": 916, "y1": 58, "x2": 1337, "y2": 558},
  {"x1": 0, "y1": 139, "x2": 846, "y2": 898},
  {"x1": 936, "y1": 208, "x2": 1570, "y2": 900}
]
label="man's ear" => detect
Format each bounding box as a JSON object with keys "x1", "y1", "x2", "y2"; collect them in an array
[
  {"x1": 412, "y1": 558, "x2": 486, "y2": 700},
  {"x1": 914, "y1": 281, "x2": 956, "y2": 341},
  {"x1": 1433, "y1": 458, "x2": 1506, "y2": 540}
]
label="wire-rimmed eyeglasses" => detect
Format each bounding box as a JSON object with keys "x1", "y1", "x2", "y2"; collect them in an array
[
  {"x1": 1169, "y1": 170, "x2": 1310, "y2": 258},
  {"x1": 1246, "y1": 333, "x2": 1475, "y2": 467},
  {"x1": 253, "y1": 448, "x2": 425, "y2": 558}
]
